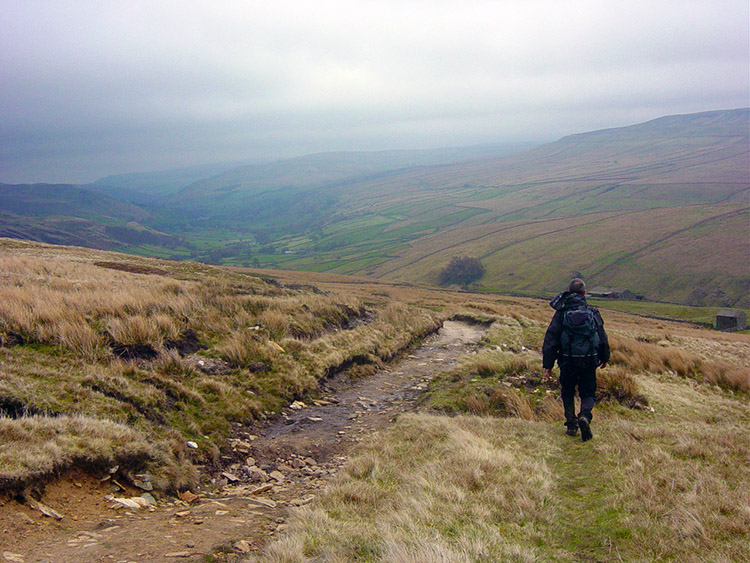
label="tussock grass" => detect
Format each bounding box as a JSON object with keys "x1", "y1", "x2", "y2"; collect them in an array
[
  {"x1": 610, "y1": 333, "x2": 750, "y2": 393},
  {"x1": 56, "y1": 320, "x2": 106, "y2": 362},
  {"x1": 253, "y1": 415, "x2": 555, "y2": 563},
  {"x1": 0, "y1": 243, "x2": 441, "y2": 491},
  {"x1": 215, "y1": 331, "x2": 278, "y2": 369},
  {"x1": 596, "y1": 366, "x2": 650, "y2": 409},
  {"x1": 480, "y1": 314, "x2": 546, "y2": 352},
  {"x1": 700, "y1": 359, "x2": 750, "y2": 393},
  {"x1": 426, "y1": 315, "x2": 566, "y2": 420}
]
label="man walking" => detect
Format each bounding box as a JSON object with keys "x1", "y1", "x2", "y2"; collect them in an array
[{"x1": 542, "y1": 278, "x2": 610, "y2": 441}]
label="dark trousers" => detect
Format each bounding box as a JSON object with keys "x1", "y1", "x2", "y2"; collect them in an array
[{"x1": 559, "y1": 361, "x2": 597, "y2": 427}]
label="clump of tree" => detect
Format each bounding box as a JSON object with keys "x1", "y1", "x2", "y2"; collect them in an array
[{"x1": 439, "y1": 256, "x2": 485, "y2": 286}]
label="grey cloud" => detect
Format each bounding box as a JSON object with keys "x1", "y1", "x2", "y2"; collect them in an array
[{"x1": 1, "y1": 0, "x2": 747, "y2": 183}]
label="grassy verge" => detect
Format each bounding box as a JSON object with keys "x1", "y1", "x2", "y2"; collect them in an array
[{"x1": 255, "y1": 394, "x2": 749, "y2": 563}]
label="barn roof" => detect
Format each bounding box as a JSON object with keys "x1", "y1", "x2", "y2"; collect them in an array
[{"x1": 717, "y1": 309, "x2": 744, "y2": 318}]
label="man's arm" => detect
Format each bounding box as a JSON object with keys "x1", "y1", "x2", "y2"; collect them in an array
[{"x1": 541, "y1": 311, "x2": 562, "y2": 370}]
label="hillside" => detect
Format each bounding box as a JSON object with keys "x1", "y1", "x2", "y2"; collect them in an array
[
  {"x1": 149, "y1": 144, "x2": 531, "y2": 237},
  {"x1": 0, "y1": 241, "x2": 748, "y2": 561},
  {"x1": 1, "y1": 110, "x2": 747, "y2": 306},
  {"x1": 239, "y1": 109, "x2": 749, "y2": 307},
  {"x1": 0, "y1": 183, "x2": 192, "y2": 253}
]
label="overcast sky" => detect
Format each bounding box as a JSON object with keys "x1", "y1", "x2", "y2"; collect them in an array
[{"x1": 1, "y1": 0, "x2": 748, "y2": 183}]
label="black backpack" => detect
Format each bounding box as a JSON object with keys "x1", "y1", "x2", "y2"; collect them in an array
[{"x1": 560, "y1": 307, "x2": 600, "y2": 360}]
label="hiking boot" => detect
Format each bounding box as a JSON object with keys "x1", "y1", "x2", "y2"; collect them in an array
[
  {"x1": 578, "y1": 416, "x2": 592, "y2": 442},
  {"x1": 565, "y1": 425, "x2": 578, "y2": 436}
]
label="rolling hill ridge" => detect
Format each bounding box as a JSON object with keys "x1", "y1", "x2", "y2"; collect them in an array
[
  {"x1": 0, "y1": 109, "x2": 747, "y2": 306},
  {"x1": 235, "y1": 109, "x2": 749, "y2": 306}
]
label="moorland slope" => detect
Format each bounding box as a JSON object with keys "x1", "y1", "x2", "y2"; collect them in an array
[{"x1": 255, "y1": 109, "x2": 749, "y2": 306}]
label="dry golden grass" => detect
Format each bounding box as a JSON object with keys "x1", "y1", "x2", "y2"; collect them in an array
[
  {"x1": 596, "y1": 366, "x2": 650, "y2": 409},
  {"x1": 215, "y1": 331, "x2": 277, "y2": 369},
  {"x1": 256, "y1": 374, "x2": 750, "y2": 562},
  {"x1": 56, "y1": 319, "x2": 106, "y2": 362},
  {"x1": 0, "y1": 241, "x2": 445, "y2": 491},
  {"x1": 610, "y1": 333, "x2": 750, "y2": 393},
  {"x1": 254, "y1": 415, "x2": 555, "y2": 563},
  {"x1": 0, "y1": 415, "x2": 154, "y2": 491},
  {"x1": 700, "y1": 359, "x2": 750, "y2": 393}
]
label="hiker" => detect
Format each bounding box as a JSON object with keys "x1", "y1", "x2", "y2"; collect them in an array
[{"x1": 542, "y1": 278, "x2": 610, "y2": 441}]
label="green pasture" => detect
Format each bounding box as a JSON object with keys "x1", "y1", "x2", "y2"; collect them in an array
[{"x1": 588, "y1": 299, "x2": 750, "y2": 327}]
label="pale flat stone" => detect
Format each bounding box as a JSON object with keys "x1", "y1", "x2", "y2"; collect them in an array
[
  {"x1": 234, "y1": 540, "x2": 252, "y2": 553},
  {"x1": 106, "y1": 497, "x2": 142, "y2": 510},
  {"x1": 28, "y1": 499, "x2": 63, "y2": 520},
  {"x1": 249, "y1": 497, "x2": 277, "y2": 508},
  {"x1": 250, "y1": 484, "x2": 273, "y2": 495}
]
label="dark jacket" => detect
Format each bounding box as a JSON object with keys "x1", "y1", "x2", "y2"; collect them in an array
[{"x1": 542, "y1": 291, "x2": 610, "y2": 369}]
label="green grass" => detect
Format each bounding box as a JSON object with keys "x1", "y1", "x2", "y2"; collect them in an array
[{"x1": 589, "y1": 298, "x2": 750, "y2": 327}]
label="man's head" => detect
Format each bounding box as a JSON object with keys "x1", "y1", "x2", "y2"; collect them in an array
[{"x1": 568, "y1": 278, "x2": 586, "y2": 295}]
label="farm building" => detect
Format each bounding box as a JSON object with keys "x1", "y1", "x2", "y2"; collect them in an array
[
  {"x1": 588, "y1": 286, "x2": 642, "y2": 300},
  {"x1": 715, "y1": 309, "x2": 747, "y2": 332}
]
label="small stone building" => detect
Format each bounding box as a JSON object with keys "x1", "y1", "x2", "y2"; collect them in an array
[
  {"x1": 588, "y1": 287, "x2": 643, "y2": 300},
  {"x1": 715, "y1": 309, "x2": 747, "y2": 332}
]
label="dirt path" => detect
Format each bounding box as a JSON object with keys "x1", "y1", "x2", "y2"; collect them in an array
[{"x1": 0, "y1": 321, "x2": 486, "y2": 563}]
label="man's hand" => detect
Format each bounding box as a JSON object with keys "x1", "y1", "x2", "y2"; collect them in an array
[{"x1": 544, "y1": 368, "x2": 555, "y2": 384}]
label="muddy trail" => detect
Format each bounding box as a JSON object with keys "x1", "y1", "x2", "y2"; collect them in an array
[{"x1": 0, "y1": 321, "x2": 486, "y2": 562}]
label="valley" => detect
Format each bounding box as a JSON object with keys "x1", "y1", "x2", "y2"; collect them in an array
[{"x1": 1, "y1": 109, "x2": 747, "y2": 308}]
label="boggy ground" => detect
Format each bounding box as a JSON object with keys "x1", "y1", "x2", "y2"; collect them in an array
[{"x1": 0, "y1": 320, "x2": 486, "y2": 562}]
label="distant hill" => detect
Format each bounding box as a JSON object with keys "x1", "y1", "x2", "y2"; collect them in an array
[
  {"x1": 223, "y1": 109, "x2": 748, "y2": 306},
  {"x1": 0, "y1": 183, "x2": 191, "y2": 253},
  {"x1": 1, "y1": 110, "x2": 747, "y2": 306},
  {"x1": 92, "y1": 161, "x2": 250, "y2": 200},
  {"x1": 0, "y1": 183, "x2": 149, "y2": 221}
]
